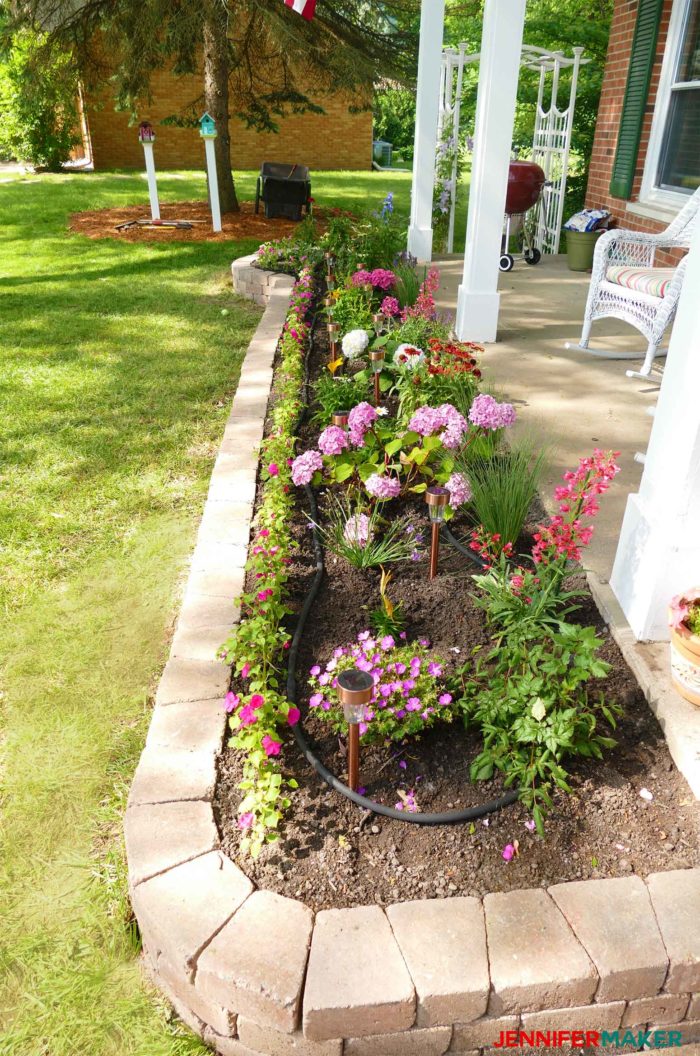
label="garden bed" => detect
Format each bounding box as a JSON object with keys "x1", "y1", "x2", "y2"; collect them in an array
[{"x1": 214, "y1": 309, "x2": 700, "y2": 912}]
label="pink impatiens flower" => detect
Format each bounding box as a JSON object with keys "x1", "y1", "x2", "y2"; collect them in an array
[
  {"x1": 237, "y1": 812, "x2": 254, "y2": 831},
  {"x1": 262, "y1": 735, "x2": 281, "y2": 757},
  {"x1": 267, "y1": 462, "x2": 279, "y2": 477},
  {"x1": 287, "y1": 707, "x2": 301, "y2": 726},
  {"x1": 224, "y1": 691, "x2": 240, "y2": 713},
  {"x1": 502, "y1": 843, "x2": 515, "y2": 862},
  {"x1": 249, "y1": 693, "x2": 265, "y2": 709},
  {"x1": 240, "y1": 662, "x2": 251, "y2": 679}
]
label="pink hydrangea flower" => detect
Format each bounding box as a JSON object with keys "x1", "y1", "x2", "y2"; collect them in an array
[
  {"x1": 469, "y1": 394, "x2": 516, "y2": 431},
  {"x1": 348, "y1": 402, "x2": 378, "y2": 447},
  {"x1": 344, "y1": 513, "x2": 371, "y2": 548},
  {"x1": 365, "y1": 473, "x2": 401, "y2": 500},
  {"x1": 407, "y1": 404, "x2": 467, "y2": 449},
  {"x1": 318, "y1": 425, "x2": 349, "y2": 456},
  {"x1": 262, "y1": 735, "x2": 281, "y2": 757},
  {"x1": 380, "y1": 295, "x2": 400, "y2": 317},
  {"x1": 446, "y1": 472, "x2": 472, "y2": 507},
  {"x1": 291, "y1": 449, "x2": 323, "y2": 486}
]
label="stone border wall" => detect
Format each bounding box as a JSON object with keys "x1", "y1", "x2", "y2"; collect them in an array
[{"x1": 126, "y1": 256, "x2": 700, "y2": 1056}]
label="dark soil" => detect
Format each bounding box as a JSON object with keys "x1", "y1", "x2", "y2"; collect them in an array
[
  {"x1": 68, "y1": 199, "x2": 338, "y2": 242},
  {"x1": 214, "y1": 308, "x2": 700, "y2": 912}
]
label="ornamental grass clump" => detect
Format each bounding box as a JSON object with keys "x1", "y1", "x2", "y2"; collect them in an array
[
  {"x1": 311, "y1": 499, "x2": 425, "y2": 569},
  {"x1": 308, "y1": 632, "x2": 456, "y2": 742}
]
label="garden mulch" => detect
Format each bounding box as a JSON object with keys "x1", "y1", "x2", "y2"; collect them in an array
[
  {"x1": 214, "y1": 303, "x2": 700, "y2": 912},
  {"x1": 68, "y1": 200, "x2": 337, "y2": 242}
]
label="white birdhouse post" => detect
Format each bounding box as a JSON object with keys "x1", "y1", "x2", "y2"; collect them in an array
[
  {"x1": 199, "y1": 113, "x2": 222, "y2": 234},
  {"x1": 138, "y1": 122, "x2": 160, "y2": 221}
]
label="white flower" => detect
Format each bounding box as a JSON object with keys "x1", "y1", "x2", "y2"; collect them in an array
[
  {"x1": 394, "y1": 343, "x2": 425, "y2": 369},
  {"x1": 376, "y1": 407, "x2": 389, "y2": 416},
  {"x1": 342, "y1": 329, "x2": 370, "y2": 359}
]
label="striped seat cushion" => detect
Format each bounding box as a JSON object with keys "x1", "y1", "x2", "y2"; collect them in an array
[{"x1": 605, "y1": 265, "x2": 673, "y2": 298}]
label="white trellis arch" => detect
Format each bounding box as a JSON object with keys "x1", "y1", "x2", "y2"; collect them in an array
[{"x1": 438, "y1": 43, "x2": 587, "y2": 254}]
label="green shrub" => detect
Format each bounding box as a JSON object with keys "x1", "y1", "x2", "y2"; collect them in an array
[
  {"x1": 0, "y1": 30, "x2": 80, "y2": 170},
  {"x1": 458, "y1": 440, "x2": 548, "y2": 549}
]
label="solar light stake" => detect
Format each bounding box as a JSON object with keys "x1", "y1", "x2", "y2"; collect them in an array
[
  {"x1": 329, "y1": 340, "x2": 341, "y2": 365},
  {"x1": 425, "y1": 486, "x2": 449, "y2": 580},
  {"x1": 370, "y1": 349, "x2": 385, "y2": 406},
  {"x1": 336, "y1": 669, "x2": 374, "y2": 792},
  {"x1": 332, "y1": 410, "x2": 349, "y2": 428},
  {"x1": 372, "y1": 312, "x2": 385, "y2": 334},
  {"x1": 327, "y1": 321, "x2": 340, "y2": 346}
]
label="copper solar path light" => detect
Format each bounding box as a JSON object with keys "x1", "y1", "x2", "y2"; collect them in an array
[
  {"x1": 372, "y1": 312, "x2": 385, "y2": 334},
  {"x1": 332, "y1": 411, "x2": 349, "y2": 428},
  {"x1": 337, "y1": 669, "x2": 374, "y2": 792},
  {"x1": 425, "y1": 485, "x2": 449, "y2": 579},
  {"x1": 370, "y1": 348, "x2": 385, "y2": 406}
]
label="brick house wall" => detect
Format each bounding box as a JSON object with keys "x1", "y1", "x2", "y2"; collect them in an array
[
  {"x1": 585, "y1": 0, "x2": 674, "y2": 238},
  {"x1": 83, "y1": 65, "x2": 372, "y2": 171}
]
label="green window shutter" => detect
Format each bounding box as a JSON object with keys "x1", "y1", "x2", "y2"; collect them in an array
[{"x1": 609, "y1": 0, "x2": 664, "y2": 199}]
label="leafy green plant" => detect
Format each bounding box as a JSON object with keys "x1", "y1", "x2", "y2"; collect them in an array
[
  {"x1": 457, "y1": 440, "x2": 548, "y2": 548},
  {"x1": 0, "y1": 29, "x2": 80, "y2": 170},
  {"x1": 328, "y1": 282, "x2": 374, "y2": 334},
  {"x1": 310, "y1": 371, "x2": 370, "y2": 426},
  {"x1": 312, "y1": 498, "x2": 424, "y2": 569},
  {"x1": 456, "y1": 621, "x2": 622, "y2": 831}
]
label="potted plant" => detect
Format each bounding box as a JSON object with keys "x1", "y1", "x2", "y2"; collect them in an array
[{"x1": 669, "y1": 589, "x2": 700, "y2": 706}]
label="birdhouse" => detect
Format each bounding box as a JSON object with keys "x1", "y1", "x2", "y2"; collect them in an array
[
  {"x1": 199, "y1": 112, "x2": 217, "y2": 139},
  {"x1": 138, "y1": 121, "x2": 155, "y2": 143}
]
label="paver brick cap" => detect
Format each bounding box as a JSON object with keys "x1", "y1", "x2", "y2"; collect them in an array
[
  {"x1": 549, "y1": 876, "x2": 668, "y2": 1001},
  {"x1": 125, "y1": 800, "x2": 219, "y2": 887},
  {"x1": 196, "y1": 890, "x2": 313, "y2": 1034},
  {"x1": 647, "y1": 869, "x2": 700, "y2": 992},
  {"x1": 484, "y1": 888, "x2": 597, "y2": 1013},
  {"x1": 387, "y1": 897, "x2": 489, "y2": 1027},
  {"x1": 303, "y1": 905, "x2": 415, "y2": 1042}
]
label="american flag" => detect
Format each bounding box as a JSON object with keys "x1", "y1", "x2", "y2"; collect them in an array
[{"x1": 284, "y1": 0, "x2": 316, "y2": 19}]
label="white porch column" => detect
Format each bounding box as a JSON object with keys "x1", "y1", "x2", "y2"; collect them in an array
[
  {"x1": 455, "y1": 0, "x2": 526, "y2": 342},
  {"x1": 407, "y1": 0, "x2": 445, "y2": 263},
  {"x1": 610, "y1": 217, "x2": 700, "y2": 641}
]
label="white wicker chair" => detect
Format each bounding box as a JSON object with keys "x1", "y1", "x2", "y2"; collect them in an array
[{"x1": 567, "y1": 187, "x2": 700, "y2": 378}]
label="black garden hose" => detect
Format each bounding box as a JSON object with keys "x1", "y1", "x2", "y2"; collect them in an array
[{"x1": 283, "y1": 316, "x2": 517, "y2": 822}]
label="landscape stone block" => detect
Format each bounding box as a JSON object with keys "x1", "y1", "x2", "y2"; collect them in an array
[
  {"x1": 185, "y1": 565, "x2": 246, "y2": 600},
  {"x1": 648, "y1": 1021, "x2": 700, "y2": 1045},
  {"x1": 484, "y1": 889, "x2": 597, "y2": 1013},
  {"x1": 647, "y1": 870, "x2": 700, "y2": 992},
  {"x1": 125, "y1": 801, "x2": 218, "y2": 887},
  {"x1": 141, "y1": 949, "x2": 206, "y2": 1035},
  {"x1": 127, "y1": 747, "x2": 216, "y2": 807},
  {"x1": 237, "y1": 1018, "x2": 342, "y2": 1056},
  {"x1": 549, "y1": 877, "x2": 668, "y2": 1001},
  {"x1": 303, "y1": 906, "x2": 415, "y2": 1042},
  {"x1": 176, "y1": 591, "x2": 238, "y2": 630},
  {"x1": 689, "y1": 994, "x2": 700, "y2": 1020},
  {"x1": 203, "y1": 1028, "x2": 258, "y2": 1056},
  {"x1": 207, "y1": 457, "x2": 257, "y2": 505},
  {"x1": 344, "y1": 1026, "x2": 451, "y2": 1056},
  {"x1": 145, "y1": 698, "x2": 226, "y2": 755},
  {"x1": 622, "y1": 994, "x2": 690, "y2": 1027},
  {"x1": 449, "y1": 1015, "x2": 520, "y2": 1051},
  {"x1": 170, "y1": 621, "x2": 233, "y2": 663},
  {"x1": 197, "y1": 890, "x2": 313, "y2": 1034},
  {"x1": 520, "y1": 1001, "x2": 625, "y2": 1032},
  {"x1": 387, "y1": 897, "x2": 489, "y2": 1026},
  {"x1": 155, "y1": 658, "x2": 229, "y2": 707},
  {"x1": 144, "y1": 942, "x2": 237, "y2": 1036},
  {"x1": 133, "y1": 851, "x2": 251, "y2": 981},
  {"x1": 189, "y1": 540, "x2": 249, "y2": 579},
  {"x1": 197, "y1": 501, "x2": 253, "y2": 547}
]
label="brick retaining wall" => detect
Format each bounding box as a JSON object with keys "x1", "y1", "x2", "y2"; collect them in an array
[{"x1": 126, "y1": 256, "x2": 700, "y2": 1055}]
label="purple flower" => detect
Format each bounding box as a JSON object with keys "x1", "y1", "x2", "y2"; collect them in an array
[
  {"x1": 309, "y1": 693, "x2": 323, "y2": 707},
  {"x1": 381, "y1": 635, "x2": 395, "y2": 650},
  {"x1": 310, "y1": 665, "x2": 321, "y2": 676},
  {"x1": 427, "y1": 662, "x2": 443, "y2": 677},
  {"x1": 407, "y1": 403, "x2": 467, "y2": 449},
  {"x1": 439, "y1": 693, "x2": 453, "y2": 705},
  {"x1": 318, "y1": 425, "x2": 349, "y2": 456},
  {"x1": 291, "y1": 449, "x2": 323, "y2": 486},
  {"x1": 502, "y1": 843, "x2": 516, "y2": 862},
  {"x1": 365, "y1": 473, "x2": 401, "y2": 500}
]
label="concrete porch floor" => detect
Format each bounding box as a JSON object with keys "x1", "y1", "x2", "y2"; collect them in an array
[{"x1": 435, "y1": 254, "x2": 700, "y2": 799}]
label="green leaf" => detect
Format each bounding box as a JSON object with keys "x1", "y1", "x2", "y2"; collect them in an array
[
  {"x1": 334, "y1": 463, "x2": 354, "y2": 483},
  {"x1": 531, "y1": 697, "x2": 546, "y2": 722}
]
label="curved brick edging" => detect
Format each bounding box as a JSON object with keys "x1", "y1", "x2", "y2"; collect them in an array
[{"x1": 126, "y1": 255, "x2": 700, "y2": 1056}]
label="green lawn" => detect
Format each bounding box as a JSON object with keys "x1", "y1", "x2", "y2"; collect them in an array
[{"x1": 0, "y1": 166, "x2": 470, "y2": 1056}]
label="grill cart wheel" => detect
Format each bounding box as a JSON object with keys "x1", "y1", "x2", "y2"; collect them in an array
[
  {"x1": 499, "y1": 253, "x2": 515, "y2": 272},
  {"x1": 524, "y1": 247, "x2": 542, "y2": 265}
]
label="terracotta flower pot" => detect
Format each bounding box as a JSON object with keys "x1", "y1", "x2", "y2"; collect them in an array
[{"x1": 669, "y1": 591, "x2": 700, "y2": 707}]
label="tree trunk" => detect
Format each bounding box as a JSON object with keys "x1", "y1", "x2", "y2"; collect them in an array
[{"x1": 202, "y1": 1, "x2": 239, "y2": 213}]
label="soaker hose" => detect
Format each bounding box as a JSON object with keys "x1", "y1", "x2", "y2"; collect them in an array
[{"x1": 283, "y1": 318, "x2": 517, "y2": 822}]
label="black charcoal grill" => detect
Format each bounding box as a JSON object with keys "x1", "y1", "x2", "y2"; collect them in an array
[{"x1": 255, "y1": 161, "x2": 311, "y2": 221}]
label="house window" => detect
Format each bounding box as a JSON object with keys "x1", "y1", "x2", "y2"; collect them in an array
[
  {"x1": 638, "y1": 0, "x2": 700, "y2": 209},
  {"x1": 656, "y1": 0, "x2": 700, "y2": 193}
]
